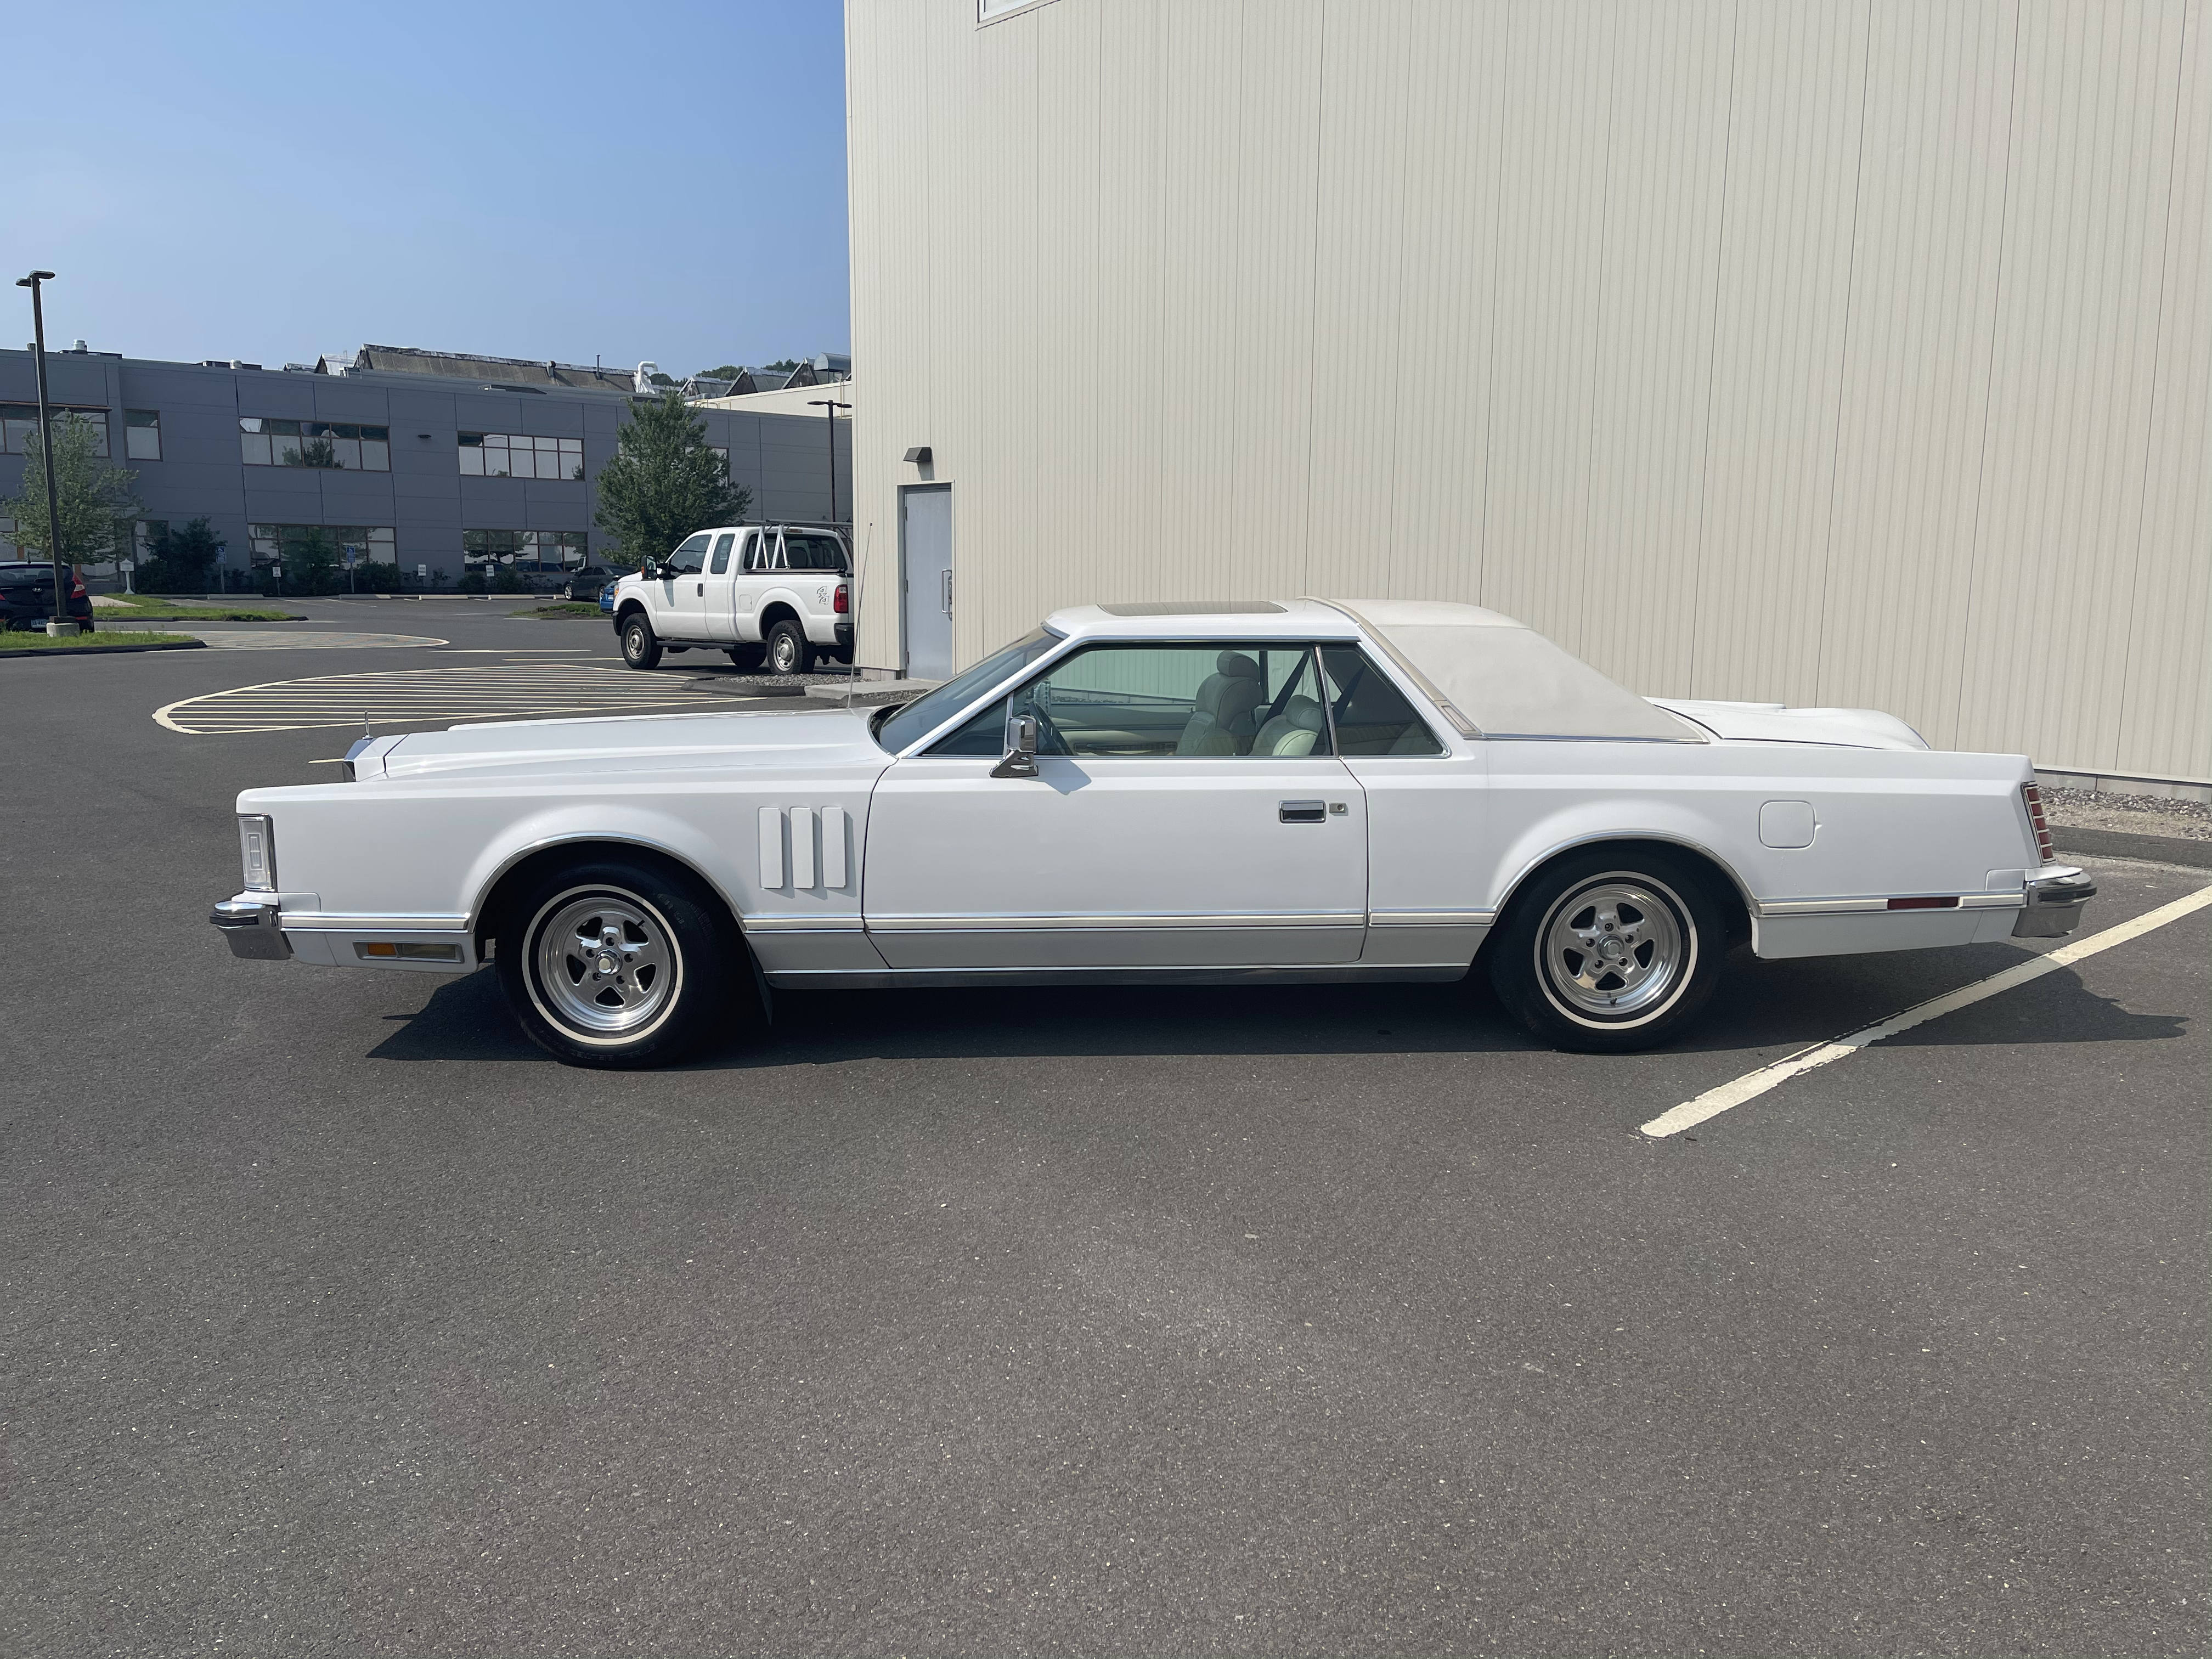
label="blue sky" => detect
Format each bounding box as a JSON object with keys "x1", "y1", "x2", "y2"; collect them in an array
[{"x1": 0, "y1": 2, "x2": 850, "y2": 377}]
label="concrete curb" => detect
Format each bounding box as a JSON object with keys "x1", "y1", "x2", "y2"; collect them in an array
[
  {"x1": 2053, "y1": 826, "x2": 2212, "y2": 870},
  {"x1": 0, "y1": 639, "x2": 209, "y2": 661}
]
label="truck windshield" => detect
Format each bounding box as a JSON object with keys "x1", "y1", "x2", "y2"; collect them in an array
[{"x1": 876, "y1": 628, "x2": 1061, "y2": 753}]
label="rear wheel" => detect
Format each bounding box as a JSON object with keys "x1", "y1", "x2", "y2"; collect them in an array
[
  {"x1": 619, "y1": 613, "x2": 662, "y2": 670},
  {"x1": 495, "y1": 855, "x2": 744, "y2": 1069},
  {"x1": 1488, "y1": 847, "x2": 1724, "y2": 1053},
  {"x1": 765, "y1": 620, "x2": 815, "y2": 675}
]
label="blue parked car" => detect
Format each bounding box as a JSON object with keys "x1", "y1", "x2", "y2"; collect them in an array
[{"x1": 598, "y1": 580, "x2": 619, "y2": 614}]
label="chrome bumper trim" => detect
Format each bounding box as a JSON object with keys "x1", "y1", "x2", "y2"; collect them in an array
[
  {"x1": 210, "y1": 899, "x2": 292, "y2": 961},
  {"x1": 2013, "y1": 865, "x2": 2096, "y2": 938}
]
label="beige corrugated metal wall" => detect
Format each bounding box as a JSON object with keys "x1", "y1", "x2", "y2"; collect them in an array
[{"x1": 847, "y1": 0, "x2": 2210, "y2": 784}]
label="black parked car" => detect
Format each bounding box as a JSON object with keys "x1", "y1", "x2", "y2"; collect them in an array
[
  {"x1": 0, "y1": 563, "x2": 95, "y2": 633},
  {"x1": 558, "y1": 566, "x2": 620, "y2": 602}
]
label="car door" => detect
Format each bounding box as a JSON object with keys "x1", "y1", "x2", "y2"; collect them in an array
[
  {"x1": 864, "y1": 640, "x2": 1369, "y2": 969},
  {"x1": 730, "y1": 529, "x2": 776, "y2": 641},
  {"x1": 654, "y1": 532, "x2": 712, "y2": 640},
  {"x1": 699, "y1": 531, "x2": 740, "y2": 642}
]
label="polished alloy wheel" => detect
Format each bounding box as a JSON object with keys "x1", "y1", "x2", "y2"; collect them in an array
[
  {"x1": 528, "y1": 889, "x2": 680, "y2": 1040},
  {"x1": 1536, "y1": 877, "x2": 1686, "y2": 1018}
]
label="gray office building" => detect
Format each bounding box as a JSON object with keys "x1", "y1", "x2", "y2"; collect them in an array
[{"x1": 0, "y1": 343, "x2": 850, "y2": 583}]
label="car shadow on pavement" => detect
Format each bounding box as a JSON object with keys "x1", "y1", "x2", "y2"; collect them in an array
[{"x1": 366, "y1": 942, "x2": 2188, "y2": 1069}]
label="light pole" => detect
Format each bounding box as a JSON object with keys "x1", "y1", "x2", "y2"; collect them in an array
[
  {"x1": 14, "y1": 270, "x2": 71, "y2": 635},
  {"x1": 806, "y1": 397, "x2": 851, "y2": 528}
]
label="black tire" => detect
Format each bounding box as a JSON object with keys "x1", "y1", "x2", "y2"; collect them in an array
[
  {"x1": 727, "y1": 643, "x2": 767, "y2": 672},
  {"x1": 765, "y1": 619, "x2": 815, "y2": 676},
  {"x1": 1488, "y1": 847, "x2": 1725, "y2": 1053},
  {"x1": 619, "y1": 612, "x2": 662, "y2": 670},
  {"x1": 494, "y1": 855, "x2": 746, "y2": 1069}
]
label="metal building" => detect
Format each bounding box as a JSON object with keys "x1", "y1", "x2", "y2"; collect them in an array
[
  {"x1": 0, "y1": 345, "x2": 851, "y2": 585},
  {"x1": 845, "y1": 0, "x2": 2210, "y2": 792}
]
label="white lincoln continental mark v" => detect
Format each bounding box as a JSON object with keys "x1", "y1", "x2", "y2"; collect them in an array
[{"x1": 212, "y1": 600, "x2": 2094, "y2": 1067}]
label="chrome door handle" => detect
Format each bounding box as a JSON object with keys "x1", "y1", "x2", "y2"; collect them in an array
[{"x1": 1279, "y1": 800, "x2": 1326, "y2": 823}]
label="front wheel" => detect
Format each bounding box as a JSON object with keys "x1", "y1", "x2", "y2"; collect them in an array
[
  {"x1": 1488, "y1": 848, "x2": 1724, "y2": 1053},
  {"x1": 495, "y1": 855, "x2": 744, "y2": 1068},
  {"x1": 620, "y1": 613, "x2": 662, "y2": 670},
  {"x1": 765, "y1": 620, "x2": 815, "y2": 676},
  {"x1": 727, "y1": 643, "x2": 767, "y2": 672}
]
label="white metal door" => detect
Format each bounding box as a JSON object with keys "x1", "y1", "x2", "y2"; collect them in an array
[
  {"x1": 900, "y1": 486, "x2": 953, "y2": 680},
  {"x1": 863, "y1": 754, "x2": 1369, "y2": 968}
]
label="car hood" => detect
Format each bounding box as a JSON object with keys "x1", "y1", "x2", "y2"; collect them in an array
[
  {"x1": 1646, "y1": 698, "x2": 1931, "y2": 751},
  {"x1": 366, "y1": 705, "x2": 887, "y2": 782}
]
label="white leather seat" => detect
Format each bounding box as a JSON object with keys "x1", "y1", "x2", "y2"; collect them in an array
[
  {"x1": 1251, "y1": 694, "x2": 1328, "y2": 757},
  {"x1": 1176, "y1": 652, "x2": 1265, "y2": 754}
]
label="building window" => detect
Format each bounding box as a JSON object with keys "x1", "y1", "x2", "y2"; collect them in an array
[
  {"x1": 133, "y1": 520, "x2": 171, "y2": 562},
  {"x1": 0, "y1": 515, "x2": 15, "y2": 559},
  {"x1": 249, "y1": 523, "x2": 397, "y2": 569},
  {"x1": 2, "y1": 404, "x2": 110, "y2": 458},
  {"x1": 125, "y1": 409, "x2": 162, "y2": 461},
  {"x1": 709, "y1": 444, "x2": 729, "y2": 471},
  {"x1": 458, "y1": 432, "x2": 584, "y2": 480},
  {"x1": 240, "y1": 418, "x2": 390, "y2": 470},
  {"x1": 463, "y1": 529, "x2": 589, "y2": 572}
]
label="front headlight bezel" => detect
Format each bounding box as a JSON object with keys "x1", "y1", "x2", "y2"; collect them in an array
[{"x1": 238, "y1": 814, "x2": 278, "y2": 893}]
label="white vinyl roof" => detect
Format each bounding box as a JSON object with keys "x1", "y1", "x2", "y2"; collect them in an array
[{"x1": 1325, "y1": 599, "x2": 1700, "y2": 741}]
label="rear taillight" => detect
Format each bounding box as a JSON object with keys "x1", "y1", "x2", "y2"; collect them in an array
[
  {"x1": 833, "y1": 583, "x2": 849, "y2": 614},
  {"x1": 2021, "y1": 782, "x2": 2055, "y2": 863},
  {"x1": 70, "y1": 568, "x2": 86, "y2": 598}
]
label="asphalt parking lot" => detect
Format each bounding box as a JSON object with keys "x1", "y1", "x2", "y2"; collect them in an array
[{"x1": 5, "y1": 602, "x2": 2207, "y2": 1657}]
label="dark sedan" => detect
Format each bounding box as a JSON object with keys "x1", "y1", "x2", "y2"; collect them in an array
[
  {"x1": 558, "y1": 566, "x2": 621, "y2": 602},
  {"x1": 0, "y1": 563, "x2": 95, "y2": 633}
]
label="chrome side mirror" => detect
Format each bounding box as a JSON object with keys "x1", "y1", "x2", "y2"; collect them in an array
[{"x1": 990, "y1": 713, "x2": 1039, "y2": 779}]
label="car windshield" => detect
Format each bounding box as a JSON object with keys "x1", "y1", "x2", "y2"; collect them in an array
[{"x1": 876, "y1": 628, "x2": 1062, "y2": 753}]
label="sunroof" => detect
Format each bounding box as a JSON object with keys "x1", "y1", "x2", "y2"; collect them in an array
[{"x1": 1097, "y1": 600, "x2": 1287, "y2": 616}]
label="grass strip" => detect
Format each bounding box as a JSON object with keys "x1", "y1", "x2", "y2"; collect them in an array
[
  {"x1": 514, "y1": 602, "x2": 606, "y2": 618},
  {"x1": 0, "y1": 630, "x2": 201, "y2": 654},
  {"x1": 96, "y1": 596, "x2": 302, "y2": 621}
]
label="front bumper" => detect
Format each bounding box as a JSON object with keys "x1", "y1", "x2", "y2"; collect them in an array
[
  {"x1": 2012, "y1": 865, "x2": 2096, "y2": 938},
  {"x1": 211, "y1": 898, "x2": 292, "y2": 960}
]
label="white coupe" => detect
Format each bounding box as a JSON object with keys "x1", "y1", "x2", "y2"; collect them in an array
[{"x1": 211, "y1": 600, "x2": 2094, "y2": 1067}]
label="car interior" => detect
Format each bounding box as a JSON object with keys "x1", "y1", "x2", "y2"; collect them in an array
[{"x1": 928, "y1": 642, "x2": 1441, "y2": 759}]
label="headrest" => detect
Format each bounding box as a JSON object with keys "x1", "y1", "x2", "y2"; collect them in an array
[
  {"x1": 1215, "y1": 651, "x2": 1261, "y2": 680},
  {"x1": 1282, "y1": 695, "x2": 1325, "y2": 731}
]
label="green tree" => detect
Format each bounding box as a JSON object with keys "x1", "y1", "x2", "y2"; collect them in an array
[
  {"x1": 277, "y1": 527, "x2": 340, "y2": 595},
  {"x1": 138, "y1": 518, "x2": 227, "y2": 594},
  {"x1": 0, "y1": 412, "x2": 141, "y2": 572},
  {"x1": 593, "y1": 391, "x2": 751, "y2": 565},
  {"x1": 289, "y1": 434, "x2": 341, "y2": 469},
  {"x1": 698, "y1": 364, "x2": 744, "y2": 380}
]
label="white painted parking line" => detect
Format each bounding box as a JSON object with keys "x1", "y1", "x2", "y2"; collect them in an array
[
  {"x1": 1640, "y1": 882, "x2": 2212, "y2": 1139},
  {"x1": 153, "y1": 663, "x2": 783, "y2": 734},
  {"x1": 174, "y1": 630, "x2": 449, "y2": 650}
]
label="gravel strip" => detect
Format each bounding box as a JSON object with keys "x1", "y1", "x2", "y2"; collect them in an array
[{"x1": 2044, "y1": 786, "x2": 2212, "y2": 842}]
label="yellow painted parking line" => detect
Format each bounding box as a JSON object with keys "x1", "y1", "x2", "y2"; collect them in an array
[{"x1": 1640, "y1": 882, "x2": 2212, "y2": 1138}]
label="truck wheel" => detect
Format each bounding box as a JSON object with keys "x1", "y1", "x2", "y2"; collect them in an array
[
  {"x1": 766, "y1": 620, "x2": 815, "y2": 675},
  {"x1": 495, "y1": 855, "x2": 744, "y2": 1069},
  {"x1": 727, "y1": 644, "x2": 767, "y2": 672},
  {"x1": 1487, "y1": 847, "x2": 1724, "y2": 1054},
  {"x1": 620, "y1": 613, "x2": 662, "y2": 670}
]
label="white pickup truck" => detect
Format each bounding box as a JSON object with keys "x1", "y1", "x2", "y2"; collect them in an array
[{"x1": 611, "y1": 524, "x2": 852, "y2": 674}]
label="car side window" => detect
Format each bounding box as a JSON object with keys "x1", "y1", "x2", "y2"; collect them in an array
[
  {"x1": 667, "y1": 533, "x2": 710, "y2": 576},
  {"x1": 708, "y1": 533, "x2": 734, "y2": 575},
  {"x1": 930, "y1": 643, "x2": 1335, "y2": 758},
  {"x1": 1319, "y1": 646, "x2": 1444, "y2": 755},
  {"x1": 784, "y1": 533, "x2": 848, "y2": 572}
]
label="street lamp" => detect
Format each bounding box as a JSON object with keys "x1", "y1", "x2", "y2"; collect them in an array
[
  {"x1": 806, "y1": 397, "x2": 852, "y2": 528},
  {"x1": 13, "y1": 270, "x2": 71, "y2": 635}
]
